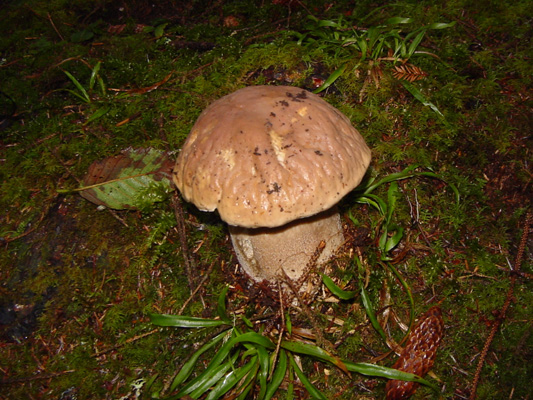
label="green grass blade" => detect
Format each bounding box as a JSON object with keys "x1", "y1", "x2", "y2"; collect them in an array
[
  {"x1": 229, "y1": 331, "x2": 276, "y2": 350},
  {"x1": 427, "y1": 21, "x2": 456, "y2": 30},
  {"x1": 97, "y1": 76, "x2": 106, "y2": 97},
  {"x1": 386, "y1": 181, "x2": 399, "y2": 223},
  {"x1": 236, "y1": 362, "x2": 259, "y2": 400},
  {"x1": 89, "y1": 61, "x2": 101, "y2": 91},
  {"x1": 264, "y1": 349, "x2": 287, "y2": 400},
  {"x1": 356, "y1": 165, "x2": 459, "y2": 202},
  {"x1": 385, "y1": 17, "x2": 413, "y2": 25},
  {"x1": 168, "y1": 336, "x2": 238, "y2": 397},
  {"x1": 354, "y1": 193, "x2": 388, "y2": 216},
  {"x1": 343, "y1": 360, "x2": 437, "y2": 391},
  {"x1": 285, "y1": 312, "x2": 292, "y2": 335},
  {"x1": 313, "y1": 64, "x2": 346, "y2": 93},
  {"x1": 382, "y1": 261, "x2": 415, "y2": 334},
  {"x1": 188, "y1": 352, "x2": 238, "y2": 398},
  {"x1": 256, "y1": 345, "x2": 270, "y2": 400},
  {"x1": 63, "y1": 70, "x2": 90, "y2": 103},
  {"x1": 407, "y1": 31, "x2": 425, "y2": 58},
  {"x1": 281, "y1": 340, "x2": 347, "y2": 373},
  {"x1": 289, "y1": 354, "x2": 327, "y2": 400},
  {"x1": 63, "y1": 89, "x2": 90, "y2": 104},
  {"x1": 360, "y1": 285, "x2": 388, "y2": 342},
  {"x1": 149, "y1": 313, "x2": 227, "y2": 328},
  {"x1": 176, "y1": 332, "x2": 274, "y2": 398},
  {"x1": 321, "y1": 274, "x2": 357, "y2": 300},
  {"x1": 286, "y1": 359, "x2": 294, "y2": 399},
  {"x1": 217, "y1": 285, "x2": 231, "y2": 324},
  {"x1": 241, "y1": 314, "x2": 253, "y2": 328},
  {"x1": 400, "y1": 80, "x2": 449, "y2": 127},
  {"x1": 84, "y1": 106, "x2": 109, "y2": 125},
  {"x1": 205, "y1": 356, "x2": 257, "y2": 400},
  {"x1": 384, "y1": 226, "x2": 404, "y2": 253},
  {"x1": 170, "y1": 330, "x2": 230, "y2": 391}
]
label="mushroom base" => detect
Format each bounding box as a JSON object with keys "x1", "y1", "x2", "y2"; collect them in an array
[{"x1": 229, "y1": 208, "x2": 344, "y2": 283}]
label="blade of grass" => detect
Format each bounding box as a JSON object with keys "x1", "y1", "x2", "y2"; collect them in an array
[
  {"x1": 170, "y1": 330, "x2": 230, "y2": 391},
  {"x1": 384, "y1": 226, "x2": 404, "y2": 253},
  {"x1": 89, "y1": 61, "x2": 101, "y2": 91},
  {"x1": 149, "y1": 313, "x2": 228, "y2": 328},
  {"x1": 289, "y1": 354, "x2": 327, "y2": 400},
  {"x1": 205, "y1": 355, "x2": 258, "y2": 400},
  {"x1": 313, "y1": 64, "x2": 346, "y2": 93},
  {"x1": 63, "y1": 70, "x2": 90, "y2": 103},
  {"x1": 321, "y1": 274, "x2": 358, "y2": 300},
  {"x1": 281, "y1": 340, "x2": 348, "y2": 374},
  {"x1": 264, "y1": 349, "x2": 287, "y2": 400},
  {"x1": 356, "y1": 165, "x2": 460, "y2": 203},
  {"x1": 354, "y1": 193, "x2": 388, "y2": 216},
  {"x1": 343, "y1": 360, "x2": 438, "y2": 391},
  {"x1": 217, "y1": 285, "x2": 231, "y2": 324},
  {"x1": 84, "y1": 106, "x2": 110, "y2": 125},
  {"x1": 188, "y1": 352, "x2": 240, "y2": 398},
  {"x1": 256, "y1": 345, "x2": 270, "y2": 400},
  {"x1": 360, "y1": 285, "x2": 388, "y2": 342},
  {"x1": 236, "y1": 362, "x2": 259, "y2": 400},
  {"x1": 400, "y1": 80, "x2": 451, "y2": 128},
  {"x1": 381, "y1": 261, "x2": 415, "y2": 334}
]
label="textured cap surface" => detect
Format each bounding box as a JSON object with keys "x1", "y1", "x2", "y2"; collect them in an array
[{"x1": 173, "y1": 85, "x2": 371, "y2": 228}]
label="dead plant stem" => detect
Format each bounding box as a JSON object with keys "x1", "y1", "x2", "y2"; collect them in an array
[
  {"x1": 172, "y1": 192, "x2": 197, "y2": 292},
  {"x1": 469, "y1": 210, "x2": 531, "y2": 399}
]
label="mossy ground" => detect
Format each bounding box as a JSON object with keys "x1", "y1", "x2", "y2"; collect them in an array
[{"x1": 0, "y1": 0, "x2": 531, "y2": 399}]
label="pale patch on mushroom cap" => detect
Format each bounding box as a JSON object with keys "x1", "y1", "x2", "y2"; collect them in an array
[{"x1": 173, "y1": 85, "x2": 371, "y2": 229}]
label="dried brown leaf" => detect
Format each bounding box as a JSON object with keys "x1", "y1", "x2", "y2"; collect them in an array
[{"x1": 393, "y1": 64, "x2": 428, "y2": 82}]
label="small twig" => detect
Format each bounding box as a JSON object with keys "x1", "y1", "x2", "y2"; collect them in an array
[
  {"x1": 93, "y1": 329, "x2": 159, "y2": 358},
  {"x1": 47, "y1": 13, "x2": 64, "y2": 41},
  {"x1": 269, "y1": 282, "x2": 286, "y2": 379},
  {"x1": 178, "y1": 260, "x2": 216, "y2": 315},
  {"x1": 172, "y1": 192, "x2": 197, "y2": 292},
  {"x1": 469, "y1": 210, "x2": 531, "y2": 399},
  {"x1": 0, "y1": 369, "x2": 75, "y2": 385},
  {"x1": 281, "y1": 269, "x2": 333, "y2": 353}
]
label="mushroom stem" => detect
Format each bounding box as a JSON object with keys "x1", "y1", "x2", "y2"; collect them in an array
[{"x1": 229, "y1": 207, "x2": 344, "y2": 282}]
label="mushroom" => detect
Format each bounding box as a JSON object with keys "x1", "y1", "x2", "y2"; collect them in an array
[{"x1": 173, "y1": 85, "x2": 371, "y2": 285}]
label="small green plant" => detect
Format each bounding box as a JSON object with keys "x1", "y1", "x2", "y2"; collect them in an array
[
  {"x1": 148, "y1": 285, "x2": 436, "y2": 399},
  {"x1": 296, "y1": 16, "x2": 436, "y2": 62},
  {"x1": 294, "y1": 15, "x2": 455, "y2": 92},
  {"x1": 144, "y1": 167, "x2": 456, "y2": 399},
  {"x1": 61, "y1": 60, "x2": 106, "y2": 103},
  {"x1": 325, "y1": 165, "x2": 458, "y2": 354},
  {"x1": 350, "y1": 165, "x2": 459, "y2": 258}
]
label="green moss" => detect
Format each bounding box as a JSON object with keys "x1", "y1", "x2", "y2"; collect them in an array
[{"x1": 1, "y1": 0, "x2": 531, "y2": 398}]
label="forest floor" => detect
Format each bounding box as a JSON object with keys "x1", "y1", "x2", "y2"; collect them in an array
[{"x1": 0, "y1": 1, "x2": 531, "y2": 399}]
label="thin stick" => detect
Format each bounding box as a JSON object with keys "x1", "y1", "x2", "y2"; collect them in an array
[
  {"x1": 47, "y1": 13, "x2": 64, "y2": 41},
  {"x1": 281, "y1": 270, "x2": 333, "y2": 353},
  {"x1": 172, "y1": 192, "x2": 197, "y2": 291},
  {"x1": 269, "y1": 282, "x2": 286, "y2": 379},
  {"x1": 93, "y1": 329, "x2": 159, "y2": 358},
  {"x1": 0, "y1": 369, "x2": 74, "y2": 385},
  {"x1": 469, "y1": 210, "x2": 531, "y2": 399},
  {"x1": 178, "y1": 261, "x2": 215, "y2": 315}
]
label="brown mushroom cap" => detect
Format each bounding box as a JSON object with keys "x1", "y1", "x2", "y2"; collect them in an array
[{"x1": 173, "y1": 85, "x2": 371, "y2": 229}]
